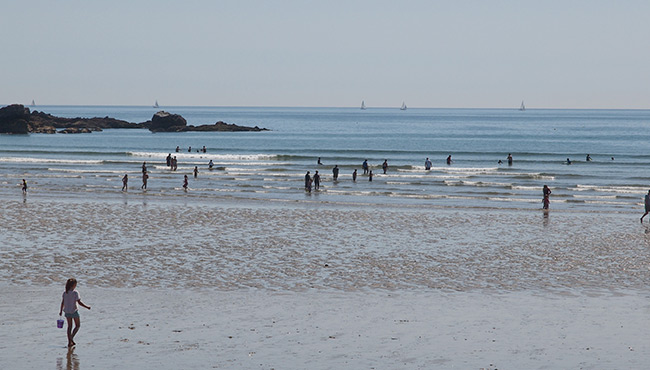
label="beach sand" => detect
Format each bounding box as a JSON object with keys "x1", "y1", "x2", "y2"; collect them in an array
[{"x1": 0, "y1": 198, "x2": 649, "y2": 369}]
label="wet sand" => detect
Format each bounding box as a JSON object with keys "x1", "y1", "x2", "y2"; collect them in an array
[{"x1": 0, "y1": 197, "x2": 649, "y2": 368}]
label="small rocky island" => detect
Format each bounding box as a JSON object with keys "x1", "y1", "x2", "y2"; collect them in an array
[{"x1": 0, "y1": 104, "x2": 268, "y2": 134}]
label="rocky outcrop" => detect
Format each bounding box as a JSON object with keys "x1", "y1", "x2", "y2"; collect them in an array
[
  {"x1": 0, "y1": 104, "x2": 30, "y2": 134},
  {"x1": 147, "y1": 111, "x2": 188, "y2": 132},
  {"x1": 0, "y1": 104, "x2": 269, "y2": 134}
]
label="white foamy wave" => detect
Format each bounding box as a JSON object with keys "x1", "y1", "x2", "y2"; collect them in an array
[
  {"x1": 128, "y1": 152, "x2": 278, "y2": 161},
  {"x1": 572, "y1": 185, "x2": 647, "y2": 194},
  {"x1": 0, "y1": 157, "x2": 102, "y2": 165}
]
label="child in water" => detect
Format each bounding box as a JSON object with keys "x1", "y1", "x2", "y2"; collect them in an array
[{"x1": 59, "y1": 278, "x2": 91, "y2": 347}]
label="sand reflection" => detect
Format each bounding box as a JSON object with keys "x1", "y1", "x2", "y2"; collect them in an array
[{"x1": 56, "y1": 347, "x2": 79, "y2": 370}]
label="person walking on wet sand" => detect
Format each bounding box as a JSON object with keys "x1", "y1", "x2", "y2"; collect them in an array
[
  {"x1": 313, "y1": 171, "x2": 321, "y2": 190},
  {"x1": 193, "y1": 166, "x2": 198, "y2": 178},
  {"x1": 641, "y1": 190, "x2": 650, "y2": 223},
  {"x1": 382, "y1": 160, "x2": 388, "y2": 174},
  {"x1": 121, "y1": 174, "x2": 128, "y2": 191},
  {"x1": 183, "y1": 175, "x2": 188, "y2": 191},
  {"x1": 352, "y1": 169, "x2": 357, "y2": 182},
  {"x1": 21, "y1": 179, "x2": 27, "y2": 195},
  {"x1": 141, "y1": 172, "x2": 148, "y2": 190},
  {"x1": 59, "y1": 278, "x2": 91, "y2": 347}
]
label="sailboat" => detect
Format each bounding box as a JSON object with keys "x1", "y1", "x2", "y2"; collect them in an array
[
  {"x1": 519, "y1": 101, "x2": 526, "y2": 111},
  {"x1": 360, "y1": 100, "x2": 366, "y2": 110},
  {"x1": 400, "y1": 102, "x2": 407, "y2": 111},
  {"x1": 153, "y1": 100, "x2": 160, "y2": 108},
  {"x1": 31, "y1": 100, "x2": 36, "y2": 107}
]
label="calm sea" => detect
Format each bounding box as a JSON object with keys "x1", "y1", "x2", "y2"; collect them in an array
[{"x1": 1, "y1": 105, "x2": 649, "y2": 212}]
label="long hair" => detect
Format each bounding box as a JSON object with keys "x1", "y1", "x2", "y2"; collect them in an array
[{"x1": 65, "y1": 278, "x2": 77, "y2": 293}]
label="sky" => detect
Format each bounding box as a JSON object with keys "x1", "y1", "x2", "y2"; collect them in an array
[{"x1": 2, "y1": 0, "x2": 649, "y2": 108}]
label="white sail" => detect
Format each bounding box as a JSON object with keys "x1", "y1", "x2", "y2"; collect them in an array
[
  {"x1": 360, "y1": 100, "x2": 366, "y2": 110},
  {"x1": 519, "y1": 101, "x2": 525, "y2": 111},
  {"x1": 31, "y1": 100, "x2": 35, "y2": 106},
  {"x1": 153, "y1": 100, "x2": 159, "y2": 108},
  {"x1": 400, "y1": 101, "x2": 407, "y2": 110}
]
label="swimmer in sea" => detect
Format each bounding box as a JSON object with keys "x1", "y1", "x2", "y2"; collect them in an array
[{"x1": 566, "y1": 158, "x2": 572, "y2": 165}]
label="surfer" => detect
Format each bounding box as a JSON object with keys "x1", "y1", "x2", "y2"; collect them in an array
[
  {"x1": 586, "y1": 154, "x2": 592, "y2": 161},
  {"x1": 641, "y1": 190, "x2": 650, "y2": 223},
  {"x1": 121, "y1": 174, "x2": 128, "y2": 191}
]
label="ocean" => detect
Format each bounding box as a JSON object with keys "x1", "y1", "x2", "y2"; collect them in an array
[{"x1": 1, "y1": 105, "x2": 649, "y2": 212}]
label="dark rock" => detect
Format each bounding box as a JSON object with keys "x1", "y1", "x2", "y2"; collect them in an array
[
  {"x1": 148, "y1": 111, "x2": 187, "y2": 132},
  {"x1": 0, "y1": 104, "x2": 30, "y2": 134},
  {"x1": 186, "y1": 121, "x2": 269, "y2": 132}
]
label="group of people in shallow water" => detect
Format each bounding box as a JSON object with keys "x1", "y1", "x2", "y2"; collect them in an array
[{"x1": 307, "y1": 154, "x2": 618, "y2": 210}]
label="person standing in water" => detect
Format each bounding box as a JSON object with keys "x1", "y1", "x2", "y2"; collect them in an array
[
  {"x1": 317, "y1": 157, "x2": 323, "y2": 165},
  {"x1": 59, "y1": 278, "x2": 91, "y2": 347},
  {"x1": 313, "y1": 171, "x2": 321, "y2": 190},
  {"x1": 332, "y1": 165, "x2": 339, "y2": 181},
  {"x1": 183, "y1": 175, "x2": 188, "y2": 191},
  {"x1": 21, "y1": 179, "x2": 27, "y2": 195},
  {"x1": 507, "y1": 154, "x2": 513, "y2": 166},
  {"x1": 121, "y1": 174, "x2": 128, "y2": 191},
  {"x1": 424, "y1": 158, "x2": 432, "y2": 170},
  {"x1": 446, "y1": 155, "x2": 453, "y2": 165},
  {"x1": 641, "y1": 190, "x2": 650, "y2": 223},
  {"x1": 193, "y1": 166, "x2": 198, "y2": 178},
  {"x1": 542, "y1": 185, "x2": 551, "y2": 210},
  {"x1": 586, "y1": 154, "x2": 592, "y2": 161},
  {"x1": 166, "y1": 154, "x2": 172, "y2": 167},
  {"x1": 304, "y1": 171, "x2": 311, "y2": 191},
  {"x1": 382, "y1": 160, "x2": 388, "y2": 174},
  {"x1": 142, "y1": 162, "x2": 147, "y2": 173},
  {"x1": 208, "y1": 160, "x2": 214, "y2": 170},
  {"x1": 369, "y1": 170, "x2": 373, "y2": 181},
  {"x1": 566, "y1": 158, "x2": 572, "y2": 165},
  {"x1": 362, "y1": 159, "x2": 369, "y2": 175},
  {"x1": 352, "y1": 169, "x2": 357, "y2": 182},
  {"x1": 141, "y1": 172, "x2": 148, "y2": 190}
]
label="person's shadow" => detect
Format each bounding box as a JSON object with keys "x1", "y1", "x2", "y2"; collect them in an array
[{"x1": 56, "y1": 346, "x2": 80, "y2": 370}]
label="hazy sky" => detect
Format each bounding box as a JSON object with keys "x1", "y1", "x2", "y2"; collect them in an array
[{"x1": 2, "y1": 0, "x2": 649, "y2": 108}]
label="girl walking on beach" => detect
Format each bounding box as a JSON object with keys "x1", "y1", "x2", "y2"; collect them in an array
[
  {"x1": 183, "y1": 174, "x2": 188, "y2": 191},
  {"x1": 59, "y1": 278, "x2": 91, "y2": 347},
  {"x1": 21, "y1": 179, "x2": 27, "y2": 195}
]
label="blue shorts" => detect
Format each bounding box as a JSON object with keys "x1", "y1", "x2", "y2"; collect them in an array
[{"x1": 65, "y1": 311, "x2": 80, "y2": 319}]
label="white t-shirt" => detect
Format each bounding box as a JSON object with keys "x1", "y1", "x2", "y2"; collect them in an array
[{"x1": 62, "y1": 290, "x2": 80, "y2": 313}]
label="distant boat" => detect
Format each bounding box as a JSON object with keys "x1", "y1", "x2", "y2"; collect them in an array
[
  {"x1": 400, "y1": 102, "x2": 407, "y2": 111},
  {"x1": 31, "y1": 100, "x2": 35, "y2": 107},
  {"x1": 153, "y1": 100, "x2": 159, "y2": 108},
  {"x1": 360, "y1": 100, "x2": 366, "y2": 110},
  {"x1": 519, "y1": 101, "x2": 526, "y2": 111}
]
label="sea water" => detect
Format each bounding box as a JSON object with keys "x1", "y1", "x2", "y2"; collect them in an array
[{"x1": 1, "y1": 106, "x2": 649, "y2": 212}]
